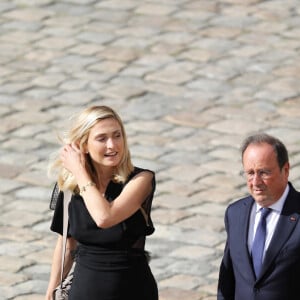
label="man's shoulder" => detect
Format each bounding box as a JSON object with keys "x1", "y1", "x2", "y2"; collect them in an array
[{"x1": 227, "y1": 195, "x2": 253, "y2": 211}]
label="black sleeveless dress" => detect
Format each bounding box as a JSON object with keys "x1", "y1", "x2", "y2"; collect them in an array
[{"x1": 50, "y1": 167, "x2": 158, "y2": 300}]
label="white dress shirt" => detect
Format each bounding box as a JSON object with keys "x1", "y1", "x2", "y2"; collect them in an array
[{"x1": 248, "y1": 184, "x2": 290, "y2": 260}]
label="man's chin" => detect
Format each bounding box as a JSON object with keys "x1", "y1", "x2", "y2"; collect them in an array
[{"x1": 253, "y1": 196, "x2": 273, "y2": 207}]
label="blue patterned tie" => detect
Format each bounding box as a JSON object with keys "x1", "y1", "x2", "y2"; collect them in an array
[{"x1": 251, "y1": 207, "x2": 271, "y2": 278}]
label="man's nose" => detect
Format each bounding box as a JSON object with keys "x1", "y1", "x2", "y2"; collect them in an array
[{"x1": 252, "y1": 172, "x2": 264, "y2": 183}]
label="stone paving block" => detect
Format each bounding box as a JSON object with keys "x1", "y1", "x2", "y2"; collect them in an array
[
  {"x1": 5, "y1": 198, "x2": 49, "y2": 214},
  {"x1": 16, "y1": 170, "x2": 53, "y2": 187},
  {"x1": 2, "y1": 19, "x2": 43, "y2": 32},
  {"x1": 165, "y1": 111, "x2": 220, "y2": 128},
  {"x1": 160, "y1": 273, "x2": 204, "y2": 290},
  {"x1": 152, "y1": 208, "x2": 193, "y2": 225},
  {"x1": 274, "y1": 64, "x2": 300, "y2": 78},
  {"x1": 13, "y1": 279, "x2": 48, "y2": 296},
  {"x1": 0, "y1": 285, "x2": 19, "y2": 300},
  {"x1": 13, "y1": 295, "x2": 44, "y2": 300},
  {"x1": 130, "y1": 144, "x2": 167, "y2": 160},
  {"x1": 0, "y1": 82, "x2": 34, "y2": 95},
  {"x1": 144, "y1": 82, "x2": 186, "y2": 97},
  {"x1": 0, "y1": 226, "x2": 43, "y2": 242},
  {"x1": 164, "y1": 258, "x2": 212, "y2": 278},
  {"x1": 11, "y1": 124, "x2": 50, "y2": 139},
  {"x1": 22, "y1": 263, "x2": 51, "y2": 280},
  {"x1": 133, "y1": 120, "x2": 174, "y2": 133},
  {"x1": 2, "y1": 138, "x2": 42, "y2": 152},
  {"x1": 190, "y1": 187, "x2": 241, "y2": 205},
  {"x1": 3, "y1": 8, "x2": 53, "y2": 22},
  {"x1": 10, "y1": 111, "x2": 56, "y2": 125},
  {"x1": 0, "y1": 2, "x2": 15, "y2": 12},
  {"x1": 0, "y1": 271, "x2": 28, "y2": 286},
  {"x1": 169, "y1": 245, "x2": 215, "y2": 260},
  {"x1": 32, "y1": 219, "x2": 54, "y2": 234},
  {"x1": 197, "y1": 282, "x2": 218, "y2": 298},
  {"x1": 155, "y1": 224, "x2": 225, "y2": 248},
  {"x1": 151, "y1": 42, "x2": 185, "y2": 55},
  {"x1": 207, "y1": 118, "x2": 265, "y2": 135},
  {"x1": 98, "y1": 83, "x2": 146, "y2": 99},
  {"x1": 208, "y1": 147, "x2": 240, "y2": 161},
  {"x1": 12, "y1": 99, "x2": 55, "y2": 111},
  {"x1": 15, "y1": 186, "x2": 51, "y2": 200},
  {"x1": 162, "y1": 164, "x2": 208, "y2": 183},
  {"x1": 117, "y1": 26, "x2": 160, "y2": 39},
  {"x1": 200, "y1": 171, "x2": 240, "y2": 189},
  {"x1": 0, "y1": 30, "x2": 39, "y2": 45},
  {"x1": 25, "y1": 247, "x2": 54, "y2": 265},
  {"x1": 0, "y1": 255, "x2": 34, "y2": 273},
  {"x1": 189, "y1": 202, "x2": 227, "y2": 218},
  {"x1": 31, "y1": 74, "x2": 66, "y2": 88},
  {"x1": 146, "y1": 68, "x2": 193, "y2": 85},
  {"x1": 135, "y1": 4, "x2": 177, "y2": 16},
  {"x1": 156, "y1": 179, "x2": 199, "y2": 197},
  {"x1": 51, "y1": 90, "x2": 96, "y2": 104},
  {"x1": 0, "y1": 178, "x2": 24, "y2": 194},
  {"x1": 203, "y1": 26, "x2": 242, "y2": 39},
  {"x1": 98, "y1": 46, "x2": 140, "y2": 62},
  {"x1": 95, "y1": 0, "x2": 137, "y2": 10},
  {"x1": 0, "y1": 117, "x2": 24, "y2": 134},
  {"x1": 176, "y1": 215, "x2": 224, "y2": 232},
  {"x1": 155, "y1": 194, "x2": 201, "y2": 210},
  {"x1": 59, "y1": 79, "x2": 91, "y2": 91},
  {"x1": 268, "y1": 115, "x2": 300, "y2": 131},
  {"x1": 35, "y1": 36, "x2": 76, "y2": 50},
  {"x1": 266, "y1": 128, "x2": 300, "y2": 145},
  {"x1": 0, "y1": 68, "x2": 14, "y2": 80},
  {"x1": 157, "y1": 149, "x2": 210, "y2": 167},
  {"x1": 257, "y1": 78, "x2": 300, "y2": 101},
  {"x1": 159, "y1": 287, "x2": 201, "y2": 300},
  {"x1": 0, "y1": 241, "x2": 42, "y2": 257},
  {"x1": 0, "y1": 210, "x2": 45, "y2": 227},
  {"x1": 180, "y1": 48, "x2": 218, "y2": 63},
  {"x1": 0, "y1": 163, "x2": 24, "y2": 179},
  {"x1": 4, "y1": 71, "x2": 36, "y2": 83}
]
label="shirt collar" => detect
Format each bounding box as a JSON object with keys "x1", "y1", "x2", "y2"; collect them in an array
[{"x1": 255, "y1": 184, "x2": 289, "y2": 213}]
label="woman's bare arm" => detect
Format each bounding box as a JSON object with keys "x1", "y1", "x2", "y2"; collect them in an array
[{"x1": 45, "y1": 236, "x2": 77, "y2": 300}]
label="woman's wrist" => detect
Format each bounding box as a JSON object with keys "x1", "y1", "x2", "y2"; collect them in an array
[{"x1": 80, "y1": 181, "x2": 96, "y2": 195}]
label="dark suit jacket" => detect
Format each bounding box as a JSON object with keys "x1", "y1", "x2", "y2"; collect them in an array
[{"x1": 217, "y1": 183, "x2": 300, "y2": 300}]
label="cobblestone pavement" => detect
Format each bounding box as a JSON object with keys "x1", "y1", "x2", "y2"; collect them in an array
[{"x1": 0, "y1": 0, "x2": 300, "y2": 299}]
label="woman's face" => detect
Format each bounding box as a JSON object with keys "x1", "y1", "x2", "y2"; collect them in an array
[{"x1": 85, "y1": 118, "x2": 125, "y2": 169}]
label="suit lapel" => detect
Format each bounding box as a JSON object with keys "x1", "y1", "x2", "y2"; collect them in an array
[
  {"x1": 239, "y1": 197, "x2": 257, "y2": 280},
  {"x1": 259, "y1": 184, "x2": 300, "y2": 279}
]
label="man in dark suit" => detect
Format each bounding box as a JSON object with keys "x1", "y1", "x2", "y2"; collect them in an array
[{"x1": 217, "y1": 133, "x2": 300, "y2": 300}]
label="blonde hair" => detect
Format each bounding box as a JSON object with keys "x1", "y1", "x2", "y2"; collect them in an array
[{"x1": 48, "y1": 105, "x2": 134, "y2": 191}]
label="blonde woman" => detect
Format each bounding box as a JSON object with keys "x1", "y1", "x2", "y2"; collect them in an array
[{"x1": 45, "y1": 106, "x2": 158, "y2": 300}]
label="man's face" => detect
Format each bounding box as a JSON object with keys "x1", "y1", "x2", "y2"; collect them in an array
[{"x1": 242, "y1": 143, "x2": 289, "y2": 207}]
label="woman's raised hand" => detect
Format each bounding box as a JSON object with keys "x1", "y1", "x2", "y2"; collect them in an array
[{"x1": 60, "y1": 143, "x2": 86, "y2": 176}]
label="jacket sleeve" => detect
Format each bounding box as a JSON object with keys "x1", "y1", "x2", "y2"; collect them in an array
[{"x1": 217, "y1": 208, "x2": 235, "y2": 300}]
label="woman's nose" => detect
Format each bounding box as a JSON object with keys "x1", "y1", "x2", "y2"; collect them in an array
[{"x1": 106, "y1": 138, "x2": 114, "y2": 148}]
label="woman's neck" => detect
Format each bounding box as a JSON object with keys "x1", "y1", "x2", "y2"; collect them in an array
[{"x1": 95, "y1": 167, "x2": 114, "y2": 194}]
